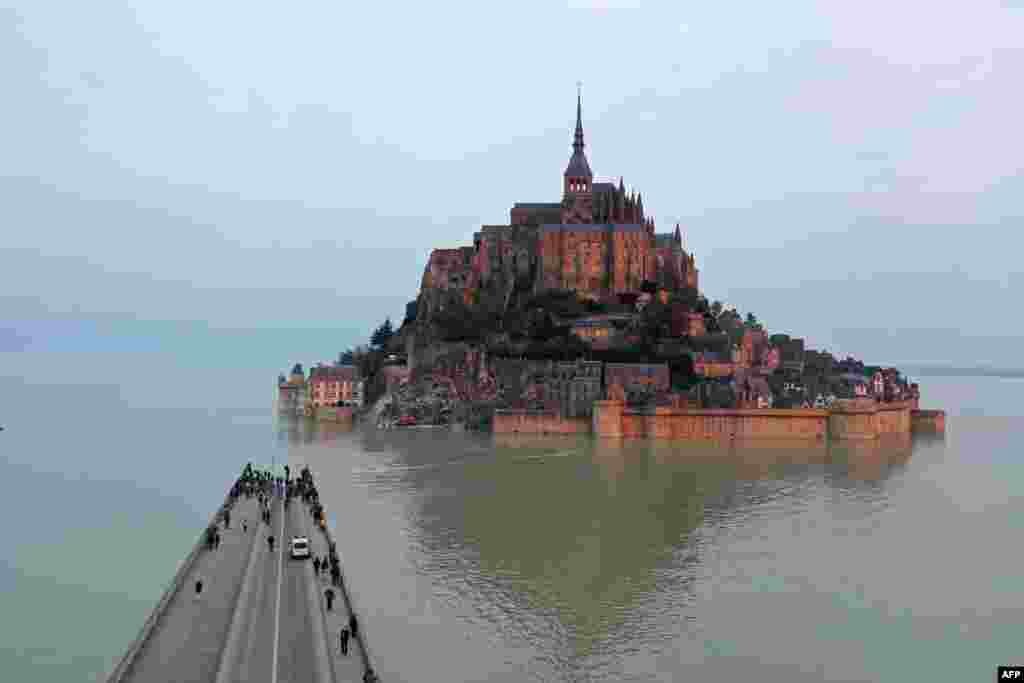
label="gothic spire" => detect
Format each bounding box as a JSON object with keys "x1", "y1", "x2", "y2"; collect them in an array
[
  {"x1": 574, "y1": 84, "x2": 585, "y2": 154},
  {"x1": 564, "y1": 84, "x2": 592, "y2": 181}
]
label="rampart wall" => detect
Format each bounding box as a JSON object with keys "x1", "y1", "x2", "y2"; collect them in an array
[{"x1": 492, "y1": 409, "x2": 591, "y2": 434}]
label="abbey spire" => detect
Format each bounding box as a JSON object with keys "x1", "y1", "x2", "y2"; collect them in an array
[{"x1": 563, "y1": 86, "x2": 592, "y2": 194}]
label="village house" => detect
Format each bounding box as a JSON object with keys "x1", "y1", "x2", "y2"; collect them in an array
[
  {"x1": 778, "y1": 337, "x2": 806, "y2": 375},
  {"x1": 605, "y1": 362, "x2": 670, "y2": 402},
  {"x1": 570, "y1": 314, "x2": 632, "y2": 349},
  {"x1": 694, "y1": 350, "x2": 736, "y2": 379},
  {"x1": 309, "y1": 364, "x2": 362, "y2": 408},
  {"x1": 734, "y1": 373, "x2": 773, "y2": 409},
  {"x1": 277, "y1": 364, "x2": 307, "y2": 415}
]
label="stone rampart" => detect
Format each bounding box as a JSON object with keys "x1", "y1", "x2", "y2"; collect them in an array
[
  {"x1": 592, "y1": 398, "x2": 941, "y2": 440},
  {"x1": 911, "y1": 409, "x2": 946, "y2": 433},
  {"x1": 493, "y1": 409, "x2": 591, "y2": 435},
  {"x1": 619, "y1": 406, "x2": 827, "y2": 440}
]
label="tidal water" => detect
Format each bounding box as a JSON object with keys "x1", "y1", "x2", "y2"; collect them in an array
[{"x1": 2, "y1": 343, "x2": 1023, "y2": 682}]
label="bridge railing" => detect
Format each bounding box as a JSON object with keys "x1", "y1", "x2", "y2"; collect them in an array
[
  {"x1": 106, "y1": 488, "x2": 234, "y2": 683},
  {"x1": 320, "y1": 515, "x2": 382, "y2": 680}
]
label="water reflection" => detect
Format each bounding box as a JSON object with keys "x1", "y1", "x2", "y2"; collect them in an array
[
  {"x1": 275, "y1": 415, "x2": 354, "y2": 447},
  {"x1": 359, "y1": 431, "x2": 917, "y2": 666}
]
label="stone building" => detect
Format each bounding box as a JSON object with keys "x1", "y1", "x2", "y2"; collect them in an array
[
  {"x1": 309, "y1": 365, "x2": 361, "y2": 408},
  {"x1": 570, "y1": 314, "x2": 632, "y2": 349},
  {"x1": 605, "y1": 362, "x2": 670, "y2": 402},
  {"x1": 416, "y1": 92, "x2": 698, "y2": 318},
  {"x1": 694, "y1": 351, "x2": 736, "y2": 379},
  {"x1": 548, "y1": 360, "x2": 603, "y2": 417},
  {"x1": 277, "y1": 380, "x2": 306, "y2": 415}
]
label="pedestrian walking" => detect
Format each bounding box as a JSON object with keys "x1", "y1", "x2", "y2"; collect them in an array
[
  {"x1": 194, "y1": 579, "x2": 203, "y2": 599},
  {"x1": 325, "y1": 587, "x2": 335, "y2": 611},
  {"x1": 339, "y1": 627, "x2": 350, "y2": 655},
  {"x1": 313, "y1": 557, "x2": 320, "y2": 574},
  {"x1": 363, "y1": 669, "x2": 378, "y2": 683},
  {"x1": 242, "y1": 520, "x2": 248, "y2": 534},
  {"x1": 349, "y1": 613, "x2": 358, "y2": 637},
  {"x1": 224, "y1": 509, "x2": 231, "y2": 529},
  {"x1": 268, "y1": 535, "x2": 275, "y2": 552}
]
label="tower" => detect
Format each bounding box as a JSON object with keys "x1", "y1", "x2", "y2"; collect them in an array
[{"x1": 562, "y1": 85, "x2": 594, "y2": 224}]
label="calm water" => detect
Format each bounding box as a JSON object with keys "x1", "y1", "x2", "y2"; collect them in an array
[{"x1": 2, "y1": 343, "x2": 1023, "y2": 682}]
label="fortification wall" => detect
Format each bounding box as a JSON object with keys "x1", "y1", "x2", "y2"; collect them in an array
[
  {"x1": 594, "y1": 399, "x2": 938, "y2": 440},
  {"x1": 492, "y1": 409, "x2": 590, "y2": 435},
  {"x1": 911, "y1": 409, "x2": 946, "y2": 433},
  {"x1": 877, "y1": 401, "x2": 912, "y2": 434},
  {"x1": 594, "y1": 400, "x2": 828, "y2": 440}
]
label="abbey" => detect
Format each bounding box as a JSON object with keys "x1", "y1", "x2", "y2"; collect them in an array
[{"x1": 419, "y1": 94, "x2": 698, "y2": 315}]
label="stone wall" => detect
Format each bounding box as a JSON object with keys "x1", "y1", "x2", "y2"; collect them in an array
[
  {"x1": 593, "y1": 398, "x2": 941, "y2": 440},
  {"x1": 492, "y1": 409, "x2": 591, "y2": 434},
  {"x1": 613, "y1": 404, "x2": 828, "y2": 440},
  {"x1": 911, "y1": 409, "x2": 946, "y2": 433}
]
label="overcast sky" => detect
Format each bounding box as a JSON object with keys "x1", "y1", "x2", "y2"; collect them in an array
[{"x1": 2, "y1": 1, "x2": 1022, "y2": 367}]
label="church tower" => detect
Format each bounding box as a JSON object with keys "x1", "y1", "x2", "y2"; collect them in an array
[{"x1": 562, "y1": 87, "x2": 594, "y2": 224}]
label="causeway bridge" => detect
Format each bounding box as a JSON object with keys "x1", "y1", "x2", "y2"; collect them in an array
[{"x1": 106, "y1": 467, "x2": 380, "y2": 683}]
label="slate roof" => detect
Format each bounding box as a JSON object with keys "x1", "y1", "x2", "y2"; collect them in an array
[{"x1": 564, "y1": 149, "x2": 592, "y2": 177}]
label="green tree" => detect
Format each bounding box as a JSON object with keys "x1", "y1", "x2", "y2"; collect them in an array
[
  {"x1": 338, "y1": 350, "x2": 355, "y2": 365},
  {"x1": 403, "y1": 300, "x2": 419, "y2": 325},
  {"x1": 370, "y1": 318, "x2": 394, "y2": 349},
  {"x1": 745, "y1": 312, "x2": 763, "y2": 331},
  {"x1": 710, "y1": 300, "x2": 723, "y2": 318}
]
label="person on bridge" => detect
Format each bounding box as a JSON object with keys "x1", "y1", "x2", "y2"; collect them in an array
[
  {"x1": 349, "y1": 613, "x2": 358, "y2": 638},
  {"x1": 224, "y1": 509, "x2": 231, "y2": 529},
  {"x1": 268, "y1": 535, "x2": 275, "y2": 552},
  {"x1": 194, "y1": 579, "x2": 203, "y2": 598},
  {"x1": 242, "y1": 520, "x2": 248, "y2": 534},
  {"x1": 313, "y1": 557, "x2": 321, "y2": 574},
  {"x1": 339, "y1": 627, "x2": 350, "y2": 656},
  {"x1": 325, "y1": 587, "x2": 335, "y2": 611}
]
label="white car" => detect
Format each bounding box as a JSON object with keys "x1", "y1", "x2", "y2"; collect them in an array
[{"x1": 290, "y1": 536, "x2": 310, "y2": 559}]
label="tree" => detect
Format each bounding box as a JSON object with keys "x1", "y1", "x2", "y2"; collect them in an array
[
  {"x1": 403, "y1": 300, "x2": 419, "y2": 325},
  {"x1": 291, "y1": 363, "x2": 303, "y2": 376},
  {"x1": 745, "y1": 312, "x2": 763, "y2": 331},
  {"x1": 710, "y1": 300, "x2": 723, "y2": 318},
  {"x1": 338, "y1": 349, "x2": 355, "y2": 365},
  {"x1": 370, "y1": 318, "x2": 394, "y2": 349}
]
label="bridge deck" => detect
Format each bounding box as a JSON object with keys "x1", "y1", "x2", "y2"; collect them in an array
[
  {"x1": 124, "y1": 497, "x2": 261, "y2": 683},
  {"x1": 115, "y1": 484, "x2": 373, "y2": 683}
]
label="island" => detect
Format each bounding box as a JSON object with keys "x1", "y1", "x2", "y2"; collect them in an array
[{"x1": 278, "y1": 93, "x2": 945, "y2": 442}]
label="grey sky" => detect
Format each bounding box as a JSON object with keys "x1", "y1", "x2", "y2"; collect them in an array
[{"x1": 2, "y1": 1, "x2": 1022, "y2": 366}]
